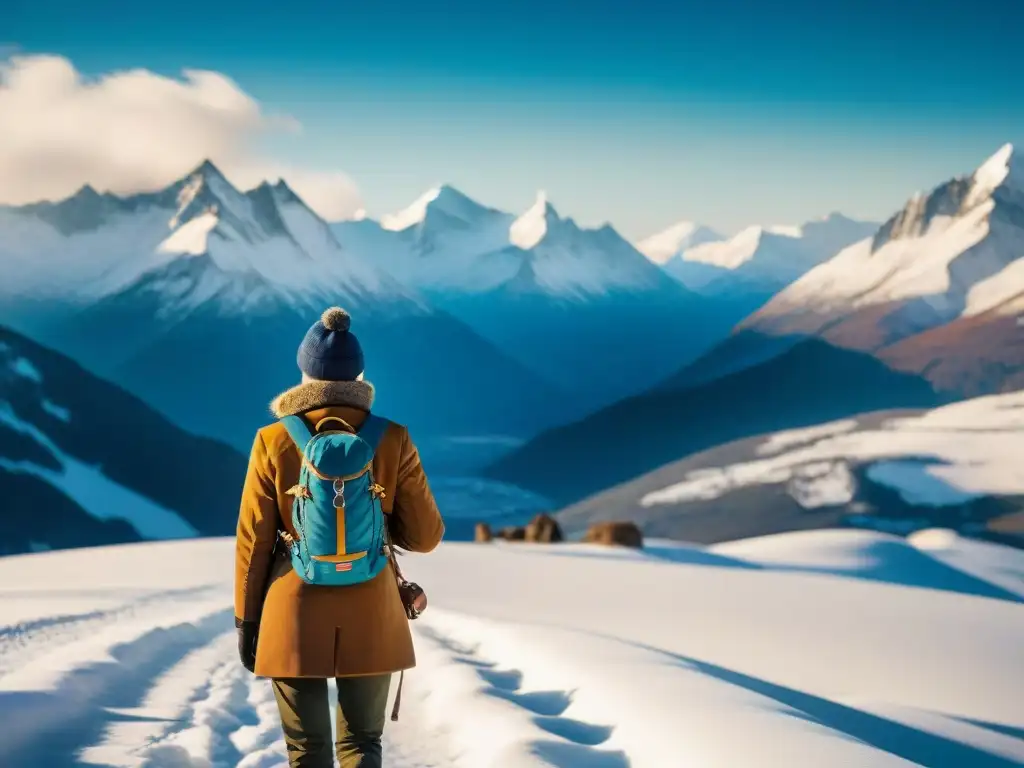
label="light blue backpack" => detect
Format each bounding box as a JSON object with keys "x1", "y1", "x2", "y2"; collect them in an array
[{"x1": 279, "y1": 413, "x2": 392, "y2": 586}]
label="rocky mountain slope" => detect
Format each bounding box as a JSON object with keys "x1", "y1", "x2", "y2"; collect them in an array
[
  {"x1": 557, "y1": 394, "x2": 1024, "y2": 547},
  {"x1": 738, "y1": 144, "x2": 1024, "y2": 396},
  {"x1": 485, "y1": 339, "x2": 946, "y2": 505},
  {"x1": 0, "y1": 324, "x2": 247, "y2": 554}
]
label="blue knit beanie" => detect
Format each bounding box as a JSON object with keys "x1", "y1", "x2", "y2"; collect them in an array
[{"x1": 297, "y1": 307, "x2": 365, "y2": 381}]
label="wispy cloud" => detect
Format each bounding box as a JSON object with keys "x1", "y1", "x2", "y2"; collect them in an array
[{"x1": 0, "y1": 54, "x2": 363, "y2": 219}]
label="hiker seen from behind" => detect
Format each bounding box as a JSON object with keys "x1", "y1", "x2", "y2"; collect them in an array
[{"x1": 234, "y1": 306, "x2": 444, "y2": 768}]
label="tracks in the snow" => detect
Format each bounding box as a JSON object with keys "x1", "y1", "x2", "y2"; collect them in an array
[
  {"x1": 0, "y1": 585, "x2": 457, "y2": 768},
  {"x1": 133, "y1": 648, "x2": 269, "y2": 768},
  {"x1": 0, "y1": 585, "x2": 224, "y2": 680},
  {"x1": 417, "y1": 624, "x2": 629, "y2": 767},
  {"x1": 1, "y1": 587, "x2": 628, "y2": 768},
  {"x1": 0, "y1": 588, "x2": 234, "y2": 768}
]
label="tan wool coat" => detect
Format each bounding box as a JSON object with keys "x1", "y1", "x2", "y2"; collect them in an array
[{"x1": 234, "y1": 379, "x2": 445, "y2": 679}]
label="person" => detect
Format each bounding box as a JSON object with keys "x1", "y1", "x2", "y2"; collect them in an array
[{"x1": 234, "y1": 306, "x2": 444, "y2": 768}]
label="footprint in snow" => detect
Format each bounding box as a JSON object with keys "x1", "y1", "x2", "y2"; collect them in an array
[{"x1": 418, "y1": 625, "x2": 629, "y2": 767}]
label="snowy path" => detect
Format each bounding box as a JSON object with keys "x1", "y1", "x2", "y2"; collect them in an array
[
  {"x1": 0, "y1": 588, "x2": 455, "y2": 768},
  {"x1": 1, "y1": 532, "x2": 1022, "y2": 767},
  {"x1": 0, "y1": 539, "x2": 454, "y2": 767}
]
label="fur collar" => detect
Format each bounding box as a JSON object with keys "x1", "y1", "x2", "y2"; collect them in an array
[{"x1": 270, "y1": 379, "x2": 375, "y2": 418}]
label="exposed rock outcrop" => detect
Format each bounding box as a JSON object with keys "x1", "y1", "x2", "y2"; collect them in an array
[
  {"x1": 583, "y1": 521, "x2": 643, "y2": 548},
  {"x1": 525, "y1": 513, "x2": 563, "y2": 543}
]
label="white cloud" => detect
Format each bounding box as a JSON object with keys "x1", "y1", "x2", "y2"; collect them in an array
[{"x1": 0, "y1": 54, "x2": 363, "y2": 220}]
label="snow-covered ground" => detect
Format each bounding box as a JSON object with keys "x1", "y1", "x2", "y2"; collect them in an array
[
  {"x1": 641, "y1": 391, "x2": 1024, "y2": 510},
  {"x1": 1, "y1": 530, "x2": 1021, "y2": 767}
]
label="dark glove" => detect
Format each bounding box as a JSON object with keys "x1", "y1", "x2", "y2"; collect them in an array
[{"x1": 235, "y1": 617, "x2": 259, "y2": 673}]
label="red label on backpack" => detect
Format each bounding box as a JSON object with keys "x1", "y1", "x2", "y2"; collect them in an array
[{"x1": 336, "y1": 562, "x2": 353, "y2": 572}]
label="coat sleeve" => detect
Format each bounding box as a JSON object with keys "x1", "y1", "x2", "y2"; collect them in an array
[
  {"x1": 234, "y1": 430, "x2": 281, "y2": 624},
  {"x1": 388, "y1": 428, "x2": 444, "y2": 553}
]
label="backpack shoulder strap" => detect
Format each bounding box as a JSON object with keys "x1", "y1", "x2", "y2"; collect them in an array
[
  {"x1": 280, "y1": 415, "x2": 314, "y2": 453},
  {"x1": 358, "y1": 413, "x2": 392, "y2": 453}
]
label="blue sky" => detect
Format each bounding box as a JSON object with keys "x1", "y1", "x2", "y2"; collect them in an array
[{"x1": 6, "y1": 0, "x2": 1024, "y2": 238}]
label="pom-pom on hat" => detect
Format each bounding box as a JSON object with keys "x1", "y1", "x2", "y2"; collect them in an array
[{"x1": 296, "y1": 307, "x2": 365, "y2": 382}]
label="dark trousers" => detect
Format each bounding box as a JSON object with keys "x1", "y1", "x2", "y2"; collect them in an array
[{"x1": 271, "y1": 675, "x2": 392, "y2": 768}]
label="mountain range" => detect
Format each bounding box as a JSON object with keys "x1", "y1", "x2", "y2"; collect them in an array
[
  {"x1": 330, "y1": 187, "x2": 880, "y2": 407},
  {"x1": 1, "y1": 162, "x2": 816, "y2": 452},
  {"x1": 2, "y1": 142, "x2": 1022, "y2": 544},
  {"x1": 0, "y1": 163, "x2": 573, "y2": 453},
  {"x1": 486, "y1": 144, "x2": 1024, "y2": 507},
  {"x1": 333, "y1": 190, "x2": 735, "y2": 407},
  {"x1": 633, "y1": 212, "x2": 880, "y2": 336},
  {"x1": 4, "y1": 157, "x2": 858, "y2": 454}
]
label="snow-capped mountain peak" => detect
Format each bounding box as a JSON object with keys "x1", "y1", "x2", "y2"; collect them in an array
[
  {"x1": 168, "y1": 168, "x2": 212, "y2": 229},
  {"x1": 662, "y1": 213, "x2": 879, "y2": 298},
  {"x1": 380, "y1": 184, "x2": 502, "y2": 233},
  {"x1": 871, "y1": 143, "x2": 1019, "y2": 251},
  {"x1": 682, "y1": 224, "x2": 827, "y2": 273},
  {"x1": 764, "y1": 224, "x2": 802, "y2": 237},
  {"x1": 743, "y1": 143, "x2": 1024, "y2": 360},
  {"x1": 972, "y1": 142, "x2": 1018, "y2": 201},
  {"x1": 815, "y1": 211, "x2": 869, "y2": 226},
  {"x1": 0, "y1": 156, "x2": 420, "y2": 318},
  {"x1": 170, "y1": 159, "x2": 238, "y2": 204},
  {"x1": 686, "y1": 225, "x2": 771, "y2": 269},
  {"x1": 503, "y1": 199, "x2": 682, "y2": 299},
  {"x1": 965, "y1": 143, "x2": 1022, "y2": 231},
  {"x1": 636, "y1": 221, "x2": 724, "y2": 265},
  {"x1": 334, "y1": 188, "x2": 680, "y2": 300},
  {"x1": 509, "y1": 190, "x2": 560, "y2": 249},
  {"x1": 380, "y1": 186, "x2": 444, "y2": 231},
  {"x1": 163, "y1": 162, "x2": 305, "y2": 243},
  {"x1": 164, "y1": 159, "x2": 268, "y2": 241}
]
